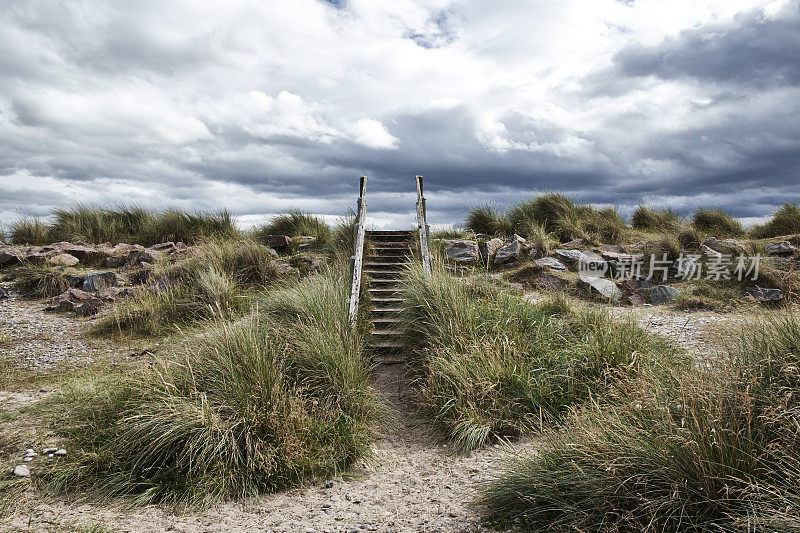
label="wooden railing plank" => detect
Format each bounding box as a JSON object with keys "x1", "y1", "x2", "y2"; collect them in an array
[
  {"x1": 348, "y1": 176, "x2": 368, "y2": 326},
  {"x1": 415, "y1": 175, "x2": 432, "y2": 275}
]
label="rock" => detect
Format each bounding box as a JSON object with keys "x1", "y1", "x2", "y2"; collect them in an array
[
  {"x1": 297, "y1": 243, "x2": 314, "y2": 252},
  {"x1": 578, "y1": 278, "x2": 622, "y2": 301},
  {"x1": 743, "y1": 286, "x2": 783, "y2": 301},
  {"x1": 493, "y1": 238, "x2": 522, "y2": 265},
  {"x1": 23, "y1": 457, "x2": 32, "y2": 462},
  {"x1": 561, "y1": 238, "x2": 584, "y2": 250},
  {"x1": 292, "y1": 254, "x2": 326, "y2": 271},
  {"x1": 534, "y1": 273, "x2": 568, "y2": 292},
  {"x1": 130, "y1": 263, "x2": 153, "y2": 284},
  {"x1": 474, "y1": 233, "x2": 491, "y2": 241},
  {"x1": 443, "y1": 240, "x2": 479, "y2": 264},
  {"x1": 108, "y1": 243, "x2": 143, "y2": 255},
  {"x1": 128, "y1": 249, "x2": 163, "y2": 266},
  {"x1": 42, "y1": 448, "x2": 58, "y2": 454},
  {"x1": 45, "y1": 288, "x2": 95, "y2": 312},
  {"x1": 100, "y1": 254, "x2": 128, "y2": 268},
  {"x1": 12, "y1": 465, "x2": 30, "y2": 477},
  {"x1": 511, "y1": 234, "x2": 526, "y2": 243},
  {"x1": 703, "y1": 237, "x2": 747, "y2": 255},
  {"x1": 619, "y1": 279, "x2": 640, "y2": 292},
  {"x1": 173, "y1": 242, "x2": 189, "y2": 254},
  {"x1": 76, "y1": 298, "x2": 104, "y2": 316},
  {"x1": 263, "y1": 235, "x2": 292, "y2": 249},
  {"x1": 274, "y1": 262, "x2": 300, "y2": 276},
  {"x1": 23, "y1": 251, "x2": 51, "y2": 263},
  {"x1": 48, "y1": 253, "x2": 80, "y2": 267},
  {"x1": 479, "y1": 238, "x2": 503, "y2": 259},
  {"x1": 149, "y1": 241, "x2": 175, "y2": 252},
  {"x1": 0, "y1": 287, "x2": 9, "y2": 299},
  {"x1": 628, "y1": 293, "x2": 646, "y2": 306},
  {"x1": 0, "y1": 250, "x2": 21, "y2": 267},
  {"x1": 65, "y1": 274, "x2": 84, "y2": 288},
  {"x1": 48, "y1": 243, "x2": 105, "y2": 264},
  {"x1": 534, "y1": 257, "x2": 567, "y2": 271},
  {"x1": 554, "y1": 249, "x2": 586, "y2": 265},
  {"x1": 765, "y1": 241, "x2": 796, "y2": 255},
  {"x1": 650, "y1": 285, "x2": 678, "y2": 304},
  {"x1": 601, "y1": 244, "x2": 626, "y2": 254},
  {"x1": 83, "y1": 271, "x2": 119, "y2": 293},
  {"x1": 266, "y1": 247, "x2": 279, "y2": 258},
  {"x1": 54, "y1": 449, "x2": 66, "y2": 456}
]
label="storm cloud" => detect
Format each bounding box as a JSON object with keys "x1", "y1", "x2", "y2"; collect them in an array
[{"x1": 1, "y1": 0, "x2": 798, "y2": 229}]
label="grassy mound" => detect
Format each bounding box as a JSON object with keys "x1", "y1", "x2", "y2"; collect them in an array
[
  {"x1": 465, "y1": 203, "x2": 504, "y2": 235},
  {"x1": 751, "y1": 203, "x2": 800, "y2": 239},
  {"x1": 399, "y1": 265, "x2": 680, "y2": 450},
  {"x1": 9, "y1": 216, "x2": 50, "y2": 245},
  {"x1": 255, "y1": 209, "x2": 332, "y2": 249},
  {"x1": 47, "y1": 268, "x2": 377, "y2": 507},
  {"x1": 479, "y1": 313, "x2": 800, "y2": 531},
  {"x1": 9, "y1": 206, "x2": 239, "y2": 246},
  {"x1": 631, "y1": 205, "x2": 681, "y2": 231},
  {"x1": 691, "y1": 208, "x2": 744, "y2": 237},
  {"x1": 97, "y1": 239, "x2": 279, "y2": 335},
  {"x1": 11, "y1": 264, "x2": 71, "y2": 298}
]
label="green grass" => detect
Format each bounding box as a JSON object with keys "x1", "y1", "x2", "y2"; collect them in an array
[
  {"x1": 691, "y1": 208, "x2": 744, "y2": 237},
  {"x1": 398, "y1": 264, "x2": 680, "y2": 450},
  {"x1": 96, "y1": 239, "x2": 279, "y2": 335},
  {"x1": 751, "y1": 203, "x2": 800, "y2": 239},
  {"x1": 45, "y1": 267, "x2": 377, "y2": 507},
  {"x1": 478, "y1": 313, "x2": 800, "y2": 531},
  {"x1": 255, "y1": 209, "x2": 332, "y2": 250},
  {"x1": 11, "y1": 263, "x2": 71, "y2": 298},
  {"x1": 10, "y1": 205, "x2": 239, "y2": 246},
  {"x1": 465, "y1": 203, "x2": 504, "y2": 235}
]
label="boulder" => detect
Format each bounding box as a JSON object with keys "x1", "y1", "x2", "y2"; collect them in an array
[
  {"x1": 650, "y1": 285, "x2": 678, "y2": 304},
  {"x1": 578, "y1": 278, "x2": 622, "y2": 301},
  {"x1": 82, "y1": 271, "x2": 119, "y2": 293},
  {"x1": 274, "y1": 261, "x2": 300, "y2": 276},
  {"x1": 23, "y1": 251, "x2": 51, "y2": 264},
  {"x1": 108, "y1": 243, "x2": 143, "y2": 255},
  {"x1": 493, "y1": 238, "x2": 522, "y2": 265},
  {"x1": 52, "y1": 243, "x2": 105, "y2": 264},
  {"x1": 765, "y1": 241, "x2": 796, "y2": 255},
  {"x1": 76, "y1": 298, "x2": 104, "y2": 316},
  {"x1": 628, "y1": 293, "x2": 646, "y2": 306},
  {"x1": 65, "y1": 274, "x2": 84, "y2": 288},
  {"x1": 147, "y1": 276, "x2": 178, "y2": 294},
  {"x1": 48, "y1": 253, "x2": 79, "y2": 267},
  {"x1": 100, "y1": 254, "x2": 128, "y2": 268},
  {"x1": 263, "y1": 235, "x2": 292, "y2": 249},
  {"x1": 45, "y1": 288, "x2": 95, "y2": 312},
  {"x1": 0, "y1": 250, "x2": 20, "y2": 267},
  {"x1": 443, "y1": 240, "x2": 479, "y2": 264},
  {"x1": 130, "y1": 262, "x2": 153, "y2": 284},
  {"x1": 601, "y1": 244, "x2": 626, "y2": 254},
  {"x1": 743, "y1": 286, "x2": 783, "y2": 302},
  {"x1": 534, "y1": 257, "x2": 567, "y2": 271},
  {"x1": 534, "y1": 272, "x2": 568, "y2": 292},
  {"x1": 479, "y1": 238, "x2": 503, "y2": 259}
]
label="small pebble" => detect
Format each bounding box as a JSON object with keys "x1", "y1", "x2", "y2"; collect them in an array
[
  {"x1": 12, "y1": 465, "x2": 30, "y2": 477},
  {"x1": 23, "y1": 457, "x2": 32, "y2": 462},
  {"x1": 55, "y1": 449, "x2": 66, "y2": 456}
]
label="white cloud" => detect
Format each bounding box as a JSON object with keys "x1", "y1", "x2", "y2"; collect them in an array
[{"x1": 348, "y1": 118, "x2": 399, "y2": 149}]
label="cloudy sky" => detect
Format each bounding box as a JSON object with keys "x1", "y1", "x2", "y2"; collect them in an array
[{"x1": 1, "y1": 0, "x2": 799, "y2": 229}]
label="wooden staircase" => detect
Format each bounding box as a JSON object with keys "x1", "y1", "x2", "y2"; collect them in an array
[{"x1": 365, "y1": 230, "x2": 414, "y2": 364}]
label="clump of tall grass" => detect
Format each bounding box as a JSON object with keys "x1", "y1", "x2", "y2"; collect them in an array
[
  {"x1": 398, "y1": 265, "x2": 679, "y2": 450},
  {"x1": 479, "y1": 313, "x2": 800, "y2": 531},
  {"x1": 751, "y1": 203, "x2": 800, "y2": 239},
  {"x1": 255, "y1": 209, "x2": 332, "y2": 249},
  {"x1": 10, "y1": 216, "x2": 50, "y2": 245},
  {"x1": 12, "y1": 263, "x2": 70, "y2": 298},
  {"x1": 97, "y1": 240, "x2": 277, "y2": 335},
  {"x1": 631, "y1": 205, "x2": 682, "y2": 231},
  {"x1": 11, "y1": 205, "x2": 239, "y2": 246},
  {"x1": 465, "y1": 203, "x2": 505, "y2": 235},
  {"x1": 691, "y1": 208, "x2": 744, "y2": 237},
  {"x1": 47, "y1": 269, "x2": 377, "y2": 506}
]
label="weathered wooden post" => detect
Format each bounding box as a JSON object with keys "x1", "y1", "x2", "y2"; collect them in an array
[
  {"x1": 415, "y1": 175, "x2": 432, "y2": 275},
  {"x1": 347, "y1": 176, "x2": 367, "y2": 326}
]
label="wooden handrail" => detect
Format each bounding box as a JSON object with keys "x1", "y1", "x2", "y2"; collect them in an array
[
  {"x1": 347, "y1": 176, "x2": 367, "y2": 326},
  {"x1": 415, "y1": 175, "x2": 432, "y2": 275}
]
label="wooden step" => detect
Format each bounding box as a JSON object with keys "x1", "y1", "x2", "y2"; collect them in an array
[
  {"x1": 372, "y1": 317, "x2": 401, "y2": 325},
  {"x1": 372, "y1": 307, "x2": 403, "y2": 314}
]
